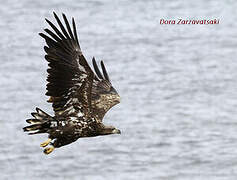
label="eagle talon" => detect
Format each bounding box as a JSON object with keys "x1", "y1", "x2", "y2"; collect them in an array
[
  {"x1": 40, "y1": 138, "x2": 51, "y2": 147},
  {"x1": 44, "y1": 146, "x2": 55, "y2": 155}
]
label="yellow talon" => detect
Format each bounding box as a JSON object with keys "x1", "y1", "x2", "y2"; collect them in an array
[
  {"x1": 40, "y1": 138, "x2": 51, "y2": 147},
  {"x1": 43, "y1": 146, "x2": 55, "y2": 155}
]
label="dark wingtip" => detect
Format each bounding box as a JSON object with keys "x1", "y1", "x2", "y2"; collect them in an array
[
  {"x1": 92, "y1": 57, "x2": 104, "y2": 79},
  {"x1": 45, "y1": 18, "x2": 51, "y2": 25},
  {"x1": 39, "y1": 33, "x2": 49, "y2": 40},
  {"x1": 36, "y1": 107, "x2": 40, "y2": 112},
  {"x1": 23, "y1": 127, "x2": 28, "y2": 132},
  {"x1": 101, "y1": 61, "x2": 110, "y2": 82},
  {"x1": 62, "y1": 13, "x2": 66, "y2": 18},
  {"x1": 92, "y1": 57, "x2": 96, "y2": 67},
  {"x1": 31, "y1": 112, "x2": 37, "y2": 118},
  {"x1": 53, "y1": 11, "x2": 57, "y2": 17},
  {"x1": 26, "y1": 119, "x2": 31, "y2": 124},
  {"x1": 72, "y1": 17, "x2": 80, "y2": 46},
  {"x1": 53, "y1": 12, "x2": 60, "y2": 21}
]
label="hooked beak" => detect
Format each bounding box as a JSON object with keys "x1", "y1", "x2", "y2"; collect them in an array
[{"x1": 112, "y1": 129, "x2": 121, "y2": 134}]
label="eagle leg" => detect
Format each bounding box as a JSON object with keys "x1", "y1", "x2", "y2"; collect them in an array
[
  {"x1": 40, "y1": 138, "x2": 52, "y2": 147},
  {"x1": 43, "y1": 146, "x2": 55, "y2": 155}
]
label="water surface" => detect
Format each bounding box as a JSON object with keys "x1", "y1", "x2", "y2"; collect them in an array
[{"x1": 0, "y1": 0, "x2": 237, "y2": 179}]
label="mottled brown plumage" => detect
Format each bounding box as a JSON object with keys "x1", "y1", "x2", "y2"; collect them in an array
[{"x1": 23, "y1": 12, "x2": 121, "y2": 154}]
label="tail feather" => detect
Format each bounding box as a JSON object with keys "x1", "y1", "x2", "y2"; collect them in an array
[
  {"x1": 23, "y1": 124, "x2": 42, "y2": 131},
  {"x1": 23, "y1": 107, "x2": 53, "y2": 135},
  {"x1": 26, "y1": 119, "x2": 44, "y2": 124},
  {"x1": 28, "y1": 129, "x2": 48, "y2": 135}
]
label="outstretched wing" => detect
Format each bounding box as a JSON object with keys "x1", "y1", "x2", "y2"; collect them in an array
[
  {"x1": 39, "y1": 12, "x2": 94, "y2": 119},
  {"x1": 90, "y1": 58, "x2": 120, "y2": 121}
]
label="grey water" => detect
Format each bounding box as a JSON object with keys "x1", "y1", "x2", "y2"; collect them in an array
[{"x1": 0, "y1": 0, "x2": 237, "y2": 179}]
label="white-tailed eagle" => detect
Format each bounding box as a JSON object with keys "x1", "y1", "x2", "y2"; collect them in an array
[{"x1": 23, "y1": 12, "x2": 121, "y2": 154}]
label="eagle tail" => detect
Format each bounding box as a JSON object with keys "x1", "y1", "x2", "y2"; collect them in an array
[{"x1": 23, "y1": 107, "x2": 53, "y2": 135}]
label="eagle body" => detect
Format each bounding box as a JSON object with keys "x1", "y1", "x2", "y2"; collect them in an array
[{"x1": 23, "y1": 13, "x2": 121, "y2": 154}]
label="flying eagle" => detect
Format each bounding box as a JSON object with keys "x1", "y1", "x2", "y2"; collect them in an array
[{"x1": 23, "y1": 12, "x2": 121, "y2": 154}]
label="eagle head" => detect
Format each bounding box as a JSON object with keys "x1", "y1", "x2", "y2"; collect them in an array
[{"x1": 99, "y1": 125, "x2": 121, "y2": 135}]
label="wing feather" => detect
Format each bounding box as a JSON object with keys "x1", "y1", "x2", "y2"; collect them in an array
[
  {"x1": 53, "y1": 12, "x2": 70, "y2": 39},
  {"x1": 44, "y1": 28, "x2": 61, "y2": 42},
  {"x1": 40, "y1": 13, "x2": 94, "y2": 120},
  {"x1": 91, "y1": 58, "x2": 120, "y2": 120},
  {"x1": 40, "y1": 12, "x2": 119, "y2": 124},
  {"x1": 62, "y1": 13, "x2": 74, "y2": 40},
  {"x1": 72, "y1": 18, "x2": 80, "y2": 47},
  {"x1": 45, "y1": 18, "x2": 65, "y2": 39},
  {"x1": 92, "y1": 57, "x2": 104, "y2": 80},
  {"x1": 101, "y1": 61, "x2": 110, "y2": 82}
]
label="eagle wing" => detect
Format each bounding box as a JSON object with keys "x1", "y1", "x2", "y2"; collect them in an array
[
  {"x1": 39, "y1": 13, "x2": 95, "y2": 119},
  {"x1": 90, "y1": 58, "x2": 119, "y2": 121},
  {"x1": 39, "y1": 13, "x2": 119, "y2": 121},
  {"x1": 40, "y1": 13, "x2": 119, "y2": 123}
]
